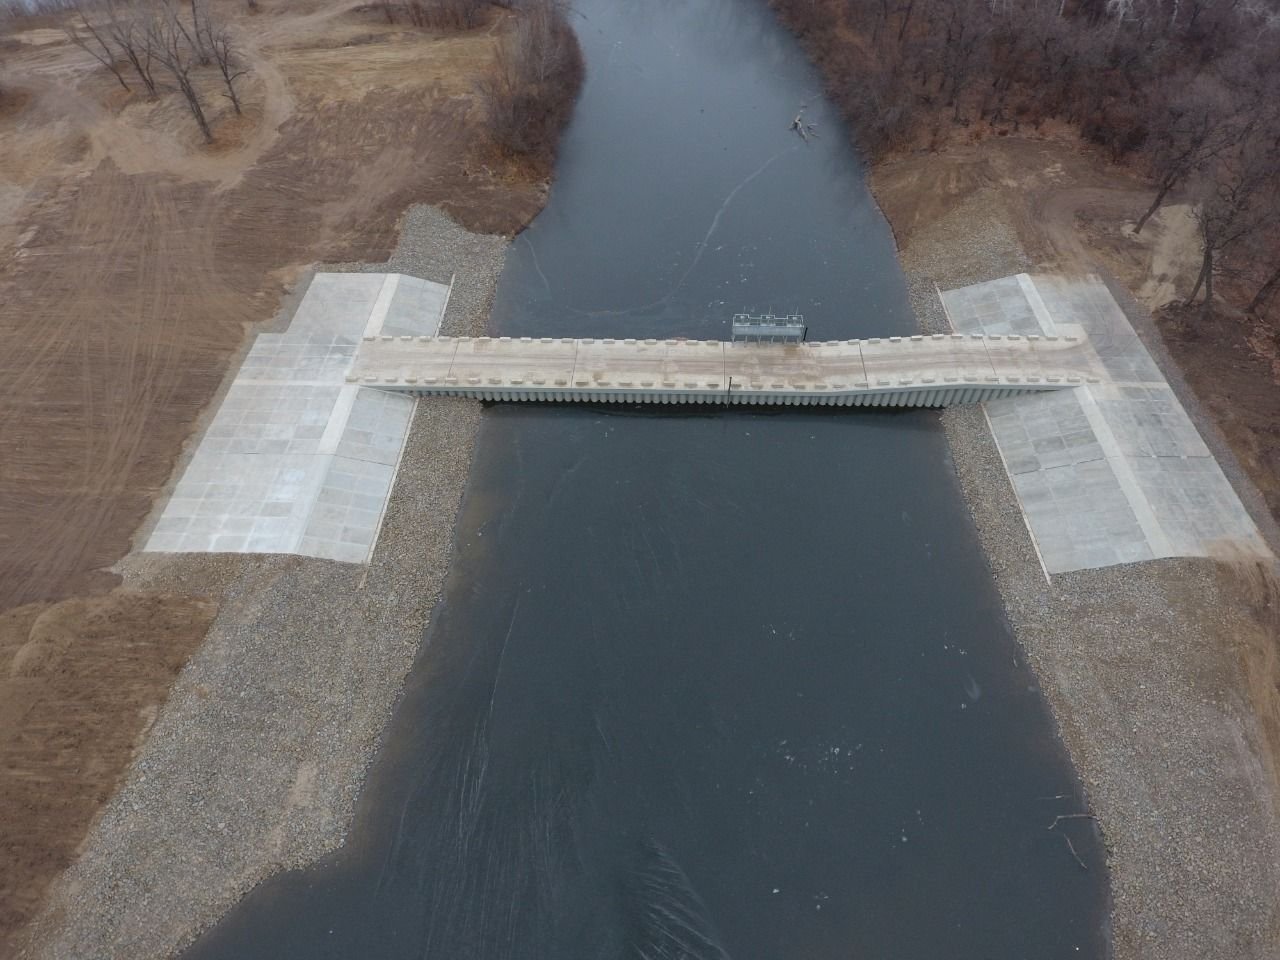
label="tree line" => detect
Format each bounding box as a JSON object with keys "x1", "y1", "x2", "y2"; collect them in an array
[
  {"x1": 65, "y1": 0, "x2": 249, "y2": 142},
  {"x1": 58, "y1": 0, "x2": 582, "y2": 170},
  {"x1": 474, "y1": 0, "x2": 582, "y2": 166},
  {"x1": 770, "y1": 0, "x2": 1280, "y2": 318},
  {"x1": 375, "y1": 0, "x2": 582, "y2": 167}
]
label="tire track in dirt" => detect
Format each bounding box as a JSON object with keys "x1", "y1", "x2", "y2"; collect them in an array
[
  {"x1": 0, "y1": 8, "x2": 534, "y2": 611},
  {"x1": 0, "y1": 166, "x2": 203, "y2": 608},
  {"x1": 0, "y1": 60, "x2": 253, "y2": 608}
]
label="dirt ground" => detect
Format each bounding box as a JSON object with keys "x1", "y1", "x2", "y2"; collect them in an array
[
  {"x1": 0, "y1": 0, "x2": 554, "y2": 949},
  {"x1": 0, "y1": 0, "x2": 542, "y2": 610},
  {"x1": 0, "y1": 590, "x2": 217, "y2": 956}
]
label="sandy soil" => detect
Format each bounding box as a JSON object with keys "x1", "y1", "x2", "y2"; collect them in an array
[
  {"x1": 1156, "y1": 305, "x2": 1280, "y2": 519},
  {"x1": 870, "y1": 132, "x2": 1150, "y2": 274},
  {"x1": 15, "y1": 206, "x2": 505, "y2": 960},
  {"x1": 0, "y1": 1, "x2": 552, "y2": 948}
]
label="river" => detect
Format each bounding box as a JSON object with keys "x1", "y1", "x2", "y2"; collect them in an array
[{"x1": 185, "y1": 0, "x2": 1108, "y2": 956}]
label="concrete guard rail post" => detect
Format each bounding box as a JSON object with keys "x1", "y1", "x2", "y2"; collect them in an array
[{"x1": 347, "y1": 333, "x2": 1102, "y2": 408}]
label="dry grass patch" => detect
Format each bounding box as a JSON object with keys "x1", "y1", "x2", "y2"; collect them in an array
[{"x1": 0, "y1": 591, "x2": 217, "y2": 954}]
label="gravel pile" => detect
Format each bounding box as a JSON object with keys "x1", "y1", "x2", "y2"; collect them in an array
[
  {"x1": 18, "y1": 207, "x2": 507, "y2": 960},
  {"x1": 898, "y1": 187, "x2": 1280, "y2": 959}
]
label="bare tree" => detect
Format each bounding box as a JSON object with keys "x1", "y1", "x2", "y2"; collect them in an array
[
  {"x1": 1187, "y1": 134, "x2": 1277, "y2": 316},
  {"x1": 209, "y1": 26, "x2": 247, "y2": 115},
  {"x1": 475, "y1": 0, "x2": 581, "y2": 159},
  {"x1": 188, "y1": 0, "x2": 213, "y2": 64},
  {"x1": 936, "y1": 0, "x2": 991, "y2": 121},
  {"x1": 1135, "y1": 77, "x2": 1232, "y2": 233},
  {"x1": 1246, "y1": 261, "x2": 1280, "y2": 315},
  {"x1": 155, "y1": 0, "x2": 210, "y2": 67},
  {"x1": 106, "y1": 4, "x2": 159, "y2": 97},
  {"x1": 150, "y1": 14, "x2": 213, "y2": 142},
  {"x1": 64, "y1": 10, "x2": 131, "y2": 92}
]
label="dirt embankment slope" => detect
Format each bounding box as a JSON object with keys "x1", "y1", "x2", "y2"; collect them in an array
[{"x1": 0, "y1": 1, "x2": 578, "y2": 951}]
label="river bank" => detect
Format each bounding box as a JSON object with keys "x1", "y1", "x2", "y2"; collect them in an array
[
  {"x1": 0, "y1": 0, "x2": 588, "y2": 947},
  {"x1": 872, "y1": 173, "x2": 1280, "y2": 958},
  {"x1": 14, "y1": 207, "x2": 504, "y2": 960}
]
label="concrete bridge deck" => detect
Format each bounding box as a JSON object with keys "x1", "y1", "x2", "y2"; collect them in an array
[{"x1": 349, "y1": 332, "x2": 1103, "y2": 407}]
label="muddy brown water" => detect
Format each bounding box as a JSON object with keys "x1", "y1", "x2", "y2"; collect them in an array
[{"x1": 185, "y1": 0, "x2": 1108, "y2": 956}]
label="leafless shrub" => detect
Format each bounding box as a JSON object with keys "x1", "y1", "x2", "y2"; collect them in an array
[
  {"x1": 148, "y1": 7, "x2": 211, "y2": 141},
  {"x1": 208, "y1": 24, "x2": 245, "y2": 114},
  {"x1": 475, "y1": 0, "x2": 583, "y2": 163},
  {"x1": 64, "y1": 7, "x2": 132, "y2": 91},
  {"x1": 406, "y1": 0, "x2": 488, "y2": 30}
]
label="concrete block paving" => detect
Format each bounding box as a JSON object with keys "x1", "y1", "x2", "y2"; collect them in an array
[
  {"x1": 943, "y1": 273, "x2": 1271, "y2": 573},
  {"x1": 144, "y1": 272, "x2": 449, "y2": 564}
]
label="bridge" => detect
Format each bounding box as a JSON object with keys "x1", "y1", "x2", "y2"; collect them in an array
[
  {"x1": 141, "y1": 271, "x2": 1271, "y2": 575},
  {"x1": 348, "y1": 332, "x2": 1102, "y2": 407}
]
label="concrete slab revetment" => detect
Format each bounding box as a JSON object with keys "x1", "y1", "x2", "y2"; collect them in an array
[
  {"x1": 941, "y1": 273, "x2": 1270, "y2": 574},
  {"x1": 144, "y1": 272, "x2": 451, "y2": 564}
]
